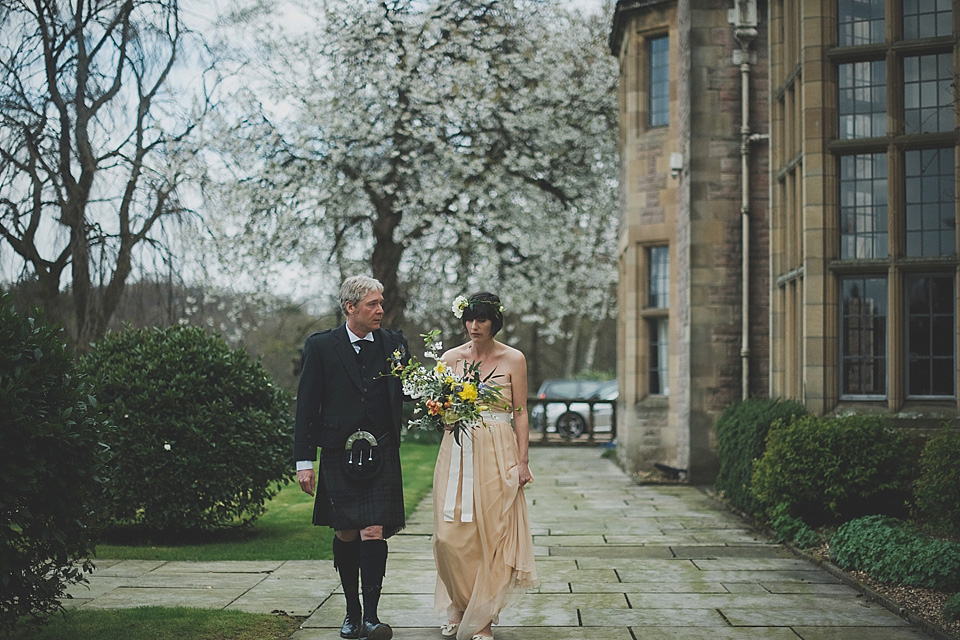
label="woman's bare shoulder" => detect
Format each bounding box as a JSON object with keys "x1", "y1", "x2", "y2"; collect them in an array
[
  {"x1": 441, "y1": 343, "x2": 471, "y2": 362},
  {"x1": 496, "y1": 342, "x2": 527, "y2": 371},
  {"x1": 498, "y1": 342, "x2": 526, "y2": 361}
]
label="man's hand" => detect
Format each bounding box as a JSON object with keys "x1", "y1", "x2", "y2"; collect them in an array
[{"x1": 297, "y1": 468, "x2": 316, "y2": 497}]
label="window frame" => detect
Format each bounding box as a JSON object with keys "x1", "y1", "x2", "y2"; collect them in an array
[
  {"x1": 641, "y1": 244, "x2": 670, "y2": 397},
  {"x1": 828, "y1": 0, "x2": 958, "y2": 406},
  {"x1": 904, "y1": 272, "x2": 956, "y2": 399},
  {"x1": 839, "y1": 275, "x2": 889, "y2": 400},
  {"x1": 647, "y1": 35, "x2": 669, "y2": 129}
]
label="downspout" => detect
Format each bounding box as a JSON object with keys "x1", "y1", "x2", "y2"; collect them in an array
[{"x1": 730, "y1": 0, "x2": 765, "y2": 400}]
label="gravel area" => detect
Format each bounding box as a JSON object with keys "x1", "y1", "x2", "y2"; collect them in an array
[
  {"x1": 810, "y1": 544, "x2": 960, "y2": 639},
  {"x1": 657, "y1": 481, "x2": 960, "y2": 637},
  {"x1": 848, "y1": 570, "x2": 959, "y2": 638}
]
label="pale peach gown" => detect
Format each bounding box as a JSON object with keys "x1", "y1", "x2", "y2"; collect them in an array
[{"x1": 432, "y1": 374, "x2": 538, "y2": 640}]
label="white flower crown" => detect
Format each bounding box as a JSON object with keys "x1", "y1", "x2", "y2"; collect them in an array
[{"x1": 452, "y1": 295, "x2": 505, "y2": 319}]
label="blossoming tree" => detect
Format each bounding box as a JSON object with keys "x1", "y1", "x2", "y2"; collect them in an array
[{"x1": 202, "y1": 0, "x2": 618, "y2": 369}]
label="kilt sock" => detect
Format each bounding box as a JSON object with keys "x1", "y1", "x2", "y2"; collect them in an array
[
  {"x1": 334, "y1": 536, "x2": 362, "y2": 619},
  {"x1": 360, "y1": 539, "x2": 388, "y2": 623}
]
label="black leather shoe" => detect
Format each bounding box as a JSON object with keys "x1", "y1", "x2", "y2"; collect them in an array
[
  {"x1": 359, "y1": 620, "x2": 393, "y2": 640},
  {"x1": 340, "y1": 613, "x2": 362, "y2": 639}
]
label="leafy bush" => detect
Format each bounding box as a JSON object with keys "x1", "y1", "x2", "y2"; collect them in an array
[
  {"x1": 81, "y1": 326, "x2": 293, "y2": 535},
  {"x1": 831, "y1": 515, "x2": 960, "y2": 591},
  {"x1": 714, "y1": 397, "x2": 806, "y2": 516},
  {"x1": 0, "y1": 295, "x2": 110, "y2": 632},
  {"x1": 768, "y1": 502, "x2": 820, "y2": 549},
  {"x1": 752, "y1": 414, "x2": 916, "y2": 526},
  {"x1": 912, "y1": 426, "x2": 960, "y2": 540},
  {"x1": 944, "y1": 593, "x2": 960, "y2": 623}
]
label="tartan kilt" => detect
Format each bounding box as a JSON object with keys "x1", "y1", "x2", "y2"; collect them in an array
[{"x1": 313, "y1": 441, "x2": 405, "y2": 538}]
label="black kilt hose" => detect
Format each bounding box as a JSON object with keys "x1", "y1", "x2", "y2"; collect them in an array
[{"x1": 294, "y1": 325, "x2": 409, "y2": 539}]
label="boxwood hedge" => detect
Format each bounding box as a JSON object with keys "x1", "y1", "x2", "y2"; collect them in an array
[
  {"x1": 752, "y1": 414, "x2": 916, "y2": 526},
  {"x1": 714, "y1": 397, "x2": 806, "y2": 516},
  {"x1": 912, "y1": 426, "x2": 960, "y2": 540}
]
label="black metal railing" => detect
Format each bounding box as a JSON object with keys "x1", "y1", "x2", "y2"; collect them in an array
[{"x1": 526, "y1": 396, "x2": 617, "y2": 444}]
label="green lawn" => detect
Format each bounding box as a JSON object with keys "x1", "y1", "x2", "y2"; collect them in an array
[
  {"x1": 95, "y1": 442, "x2": 439, "y2": 561},
  {"x1": 9, "y1": 442, "x2": 440, "y2": 640}
]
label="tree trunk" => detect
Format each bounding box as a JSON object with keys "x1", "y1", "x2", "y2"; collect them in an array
[
  {"x1": 563, "y1": 314, "x2": 582, "y2": 378},
  {"x1": 370, "y1": 206, "x2": 406, "y2": 328},
  {"x1": 582, "y1": 296, "x2": 610, "y2": 372}
]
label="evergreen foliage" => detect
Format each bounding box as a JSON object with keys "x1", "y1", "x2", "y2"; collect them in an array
[
  {"x1": 714, "y1": 397, "x2": 806, "y2": 516},
  {"x1": 912, "y1": 426, "x2": 960, "y2": 540},
  {"x1": 767, "y1": 502, "x2": 821, "y2": 549},
  {"x1": 831, "y1": 515, "x2": 960, "y2": 591},
  {"x1": 0, "y1": 295, "x2": 109, "y2": 632},
  {"x1": 943, "y1": 593, "x2": 960, "y2": 623},
  {"x1": 752, "y1": 414, "x2": 916, "y2": 526},
  {"x1": 81, "y1": 326, "x2": 293, "y2": 535}
]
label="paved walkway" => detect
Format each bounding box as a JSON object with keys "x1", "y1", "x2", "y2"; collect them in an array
[{"x1": 64, "y1": 448, "x2": 932, "y2": 639}]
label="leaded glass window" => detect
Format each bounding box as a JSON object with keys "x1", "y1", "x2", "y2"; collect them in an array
[
  {"x1": 839, "y1": 61, "x2": 886, "y2": 138},
  {"x1": 841, "y1": 277, "x2": 887, "y2": 396},
  {"x1": 840, "y1": 153, "x2": 888, "y2": 259},
  {"x1": 906, "y1": 275, "x2": 955, "y2": 397},
  {"x1": 648, "y1": 246, "x2": 669, "y2": 307},
  {"x1": 838, "y1": 0, "x2": 885, "y2": 46},
  {"x1": 649, "y1": 37, "x2": 669, "y2": 128},
  {"x1": 903, "y1": 0, "x2": 952, "y2": 39},
  {"x1": 905, "y1": 148, "x2": 956, "y2": 257},
  {"x1": 904, "y1": 53, "x2": 954, "y2": 134}
]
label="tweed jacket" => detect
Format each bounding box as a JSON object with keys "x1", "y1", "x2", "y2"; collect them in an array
[{"x1": 293, "y1": 324, "x2": 408, "y2": 462}]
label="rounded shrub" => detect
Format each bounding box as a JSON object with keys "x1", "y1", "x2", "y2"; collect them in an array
[
  {"x1": 831, "y1": 515, "x2": 960, "y2": 591},
  {"x1": 0, "y1": 294, "x2": 109, "y2": 632},
  {"x1": 81, "y1": 325, "x2": 293, "y2": 535},
  {"x1": 752, "y1": 414, "x2": 916, "y2": 526},
  {"x1": 912, "y1": 426, "x2": 960, "y2": 540},
  {"x1": 714, "y1": 397, "x2": 806, "y2": 516}
]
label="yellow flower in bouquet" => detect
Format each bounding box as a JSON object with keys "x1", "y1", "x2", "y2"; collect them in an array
[
  {"x1": 458, "y1": 383, "x2": 478, "y2": 402},
  {"x1": 388, "y1": 329, "x2": 505, "y2": 443}
]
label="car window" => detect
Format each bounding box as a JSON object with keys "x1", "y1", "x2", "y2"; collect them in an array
[
  {"x1": 592, "y1": 381, "x2": 618, "y2": 400},
  {"x1": 538, "y1": 380, "x2": 602, "y2": 398}
]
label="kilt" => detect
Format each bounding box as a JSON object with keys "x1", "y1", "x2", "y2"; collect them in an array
[{"x1": 313, "y1": 439, "x2": 405, "y2": 538}]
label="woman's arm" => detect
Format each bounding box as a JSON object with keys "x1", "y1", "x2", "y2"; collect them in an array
[{"x1": 510, "y1": 350, "x2": 533, "y2": 486}]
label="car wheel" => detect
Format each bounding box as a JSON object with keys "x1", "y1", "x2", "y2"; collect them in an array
[{"x1": 556, "y1": 411, "x2": 586, "y2": 439}]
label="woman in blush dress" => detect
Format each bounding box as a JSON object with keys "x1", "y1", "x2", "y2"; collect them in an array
[{"x1": 432, "y1": 292, "x2": 538, "y2": 640}]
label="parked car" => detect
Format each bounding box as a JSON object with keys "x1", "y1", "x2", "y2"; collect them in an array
[{"x1": 531, "y1": 379, "x2": 617, "y2": 438}]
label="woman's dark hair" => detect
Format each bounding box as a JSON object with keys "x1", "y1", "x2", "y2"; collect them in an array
[{"x1": 461, "y1": 292, "x2": 503, "y2": 336}]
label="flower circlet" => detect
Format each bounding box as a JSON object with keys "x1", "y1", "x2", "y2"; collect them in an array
[{"x1": 452, "y1": 295, "x2": 505, "y2": 319}]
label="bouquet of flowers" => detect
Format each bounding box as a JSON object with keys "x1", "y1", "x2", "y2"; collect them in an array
[{"x1": 388, "y1": 330, "x2": 505, "y2": 443}]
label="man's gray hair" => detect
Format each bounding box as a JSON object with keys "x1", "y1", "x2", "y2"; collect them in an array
[{"x1": 339, "y1": 275, "x2": 384, "y2": 315}]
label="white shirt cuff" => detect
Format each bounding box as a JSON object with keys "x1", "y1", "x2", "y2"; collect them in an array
[{"x1": 296, "y1": 460, "x2": 314, "y2": 471}]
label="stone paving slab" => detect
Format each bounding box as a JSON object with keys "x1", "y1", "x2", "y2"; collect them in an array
[
  {"x1": 61, "y1": 447, "x2": 944, "y2": 640},
  {"x1": 793, "y1": 629, "x2": 930, "y2": 639},
  {"x1": 546, "y1": 544, "x2": 675, "y2": 558},
  {"x1": 82, "y1": 586, "x2": 250, "y2": 609},
  {"x1": 87, "y1": 559, "x2": 166, "y2": 577},
  {"x1": 721, "y1": 602, "x2": 911, "y2": 627},
  {"x1": 580, "y1": 606, "x2": 730, "y2": 626},
  {"x1": 226, "y1": 578, "x2": 334, "y2": 616},
  {"x1": 149, "y1": 560, "x2": 284, "y2": 574}
]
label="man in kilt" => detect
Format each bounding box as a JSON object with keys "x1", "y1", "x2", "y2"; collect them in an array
[{"x1": 295, "y1": 275, "x2": 410, "y2": 640}]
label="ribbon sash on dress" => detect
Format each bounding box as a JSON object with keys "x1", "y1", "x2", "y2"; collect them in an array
[
  {"x1": 442, "y1": 410, "x2": 512, "y2": 523},
  {"x1": 443, "y1": 429, "x2": 474, "y2": 522}
]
